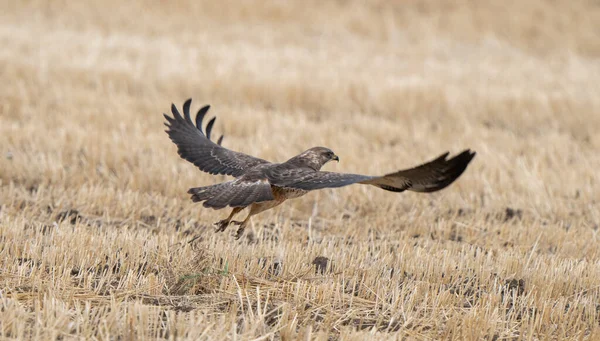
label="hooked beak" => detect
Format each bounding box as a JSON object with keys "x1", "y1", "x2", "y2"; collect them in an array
[{"x1": 332, "y1": 154, "x2": 339, "y2": 162}]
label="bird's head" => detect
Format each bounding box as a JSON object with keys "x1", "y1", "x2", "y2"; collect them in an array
[{"x1": 294, "y1": 146, "x2": 339, "y2": 170}]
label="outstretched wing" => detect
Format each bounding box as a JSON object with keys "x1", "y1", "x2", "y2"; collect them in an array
[
  {"x1": 267, "y1": 166, "x2": 375, "y2": 190},
  {"x1": 268, "y1": 150, "x2": 476, "y2": 193},
  {"x1": 164, "y1": 99, "x2": 270, "y2": 177}
]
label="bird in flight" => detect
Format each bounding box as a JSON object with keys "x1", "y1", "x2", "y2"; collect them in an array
[{"x1": 164, "y1": 99, "x2": 476, "y2": 239}]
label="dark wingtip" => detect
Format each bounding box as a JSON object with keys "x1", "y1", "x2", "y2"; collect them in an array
[
  {"x1": 461, "y1": 149, "x2": 477, "y2": 162},
  {"x1": 206, "y1": 117, "x2": 216, "y2": 140},
  {"x1": 163, "y1": 113, "x2": 174, "y2": 124},
  {"x1": 217, "y1": 135, "x2": 224, "y2": 146},
  {"x1": 170, "y1": 103, "x2": 180, "y2": 118},
  {"x1": 451, "y1": 149, "x2": 476, "y2": 168},
  {"x1": 182, "y1": 99, "x2": 193, "y2": 123},
  {"x1": 433, "y1": 151, "x2": 451, "y2": 162},
  {"x1": 196, "y1": 105, "x2": 211, "y2": 133},
  {"x1": 439, "y1": 149, "x2": 477, "y2": 189}
]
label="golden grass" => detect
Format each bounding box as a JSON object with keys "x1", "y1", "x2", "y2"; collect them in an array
[{"x1": 1, "y1": 0, "x2": 600, "y2": 339}]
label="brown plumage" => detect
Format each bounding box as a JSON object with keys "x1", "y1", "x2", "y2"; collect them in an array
[{"x1": 164, "y1": 99, "x2": 476, "y2": 238}]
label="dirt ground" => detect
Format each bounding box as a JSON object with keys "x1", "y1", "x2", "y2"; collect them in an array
[{"x1": 1, "y1": 0, "x2": 599, "y2": 339}]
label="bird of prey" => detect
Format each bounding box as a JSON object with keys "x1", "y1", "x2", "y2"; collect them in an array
[{"x1": 164, "y1": 99, "x2": 476, "y2": 239}]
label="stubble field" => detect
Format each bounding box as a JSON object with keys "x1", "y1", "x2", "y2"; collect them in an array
[{"x1": 1, "y1": 0, "x2": 600, "y2": 339}]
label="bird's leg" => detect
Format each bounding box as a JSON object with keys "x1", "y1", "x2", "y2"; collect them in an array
[
  {"x1": 230, "y1": 214, "x2": 254, "y2": 240},
  {"x1": 215, "y1": 207, "x2": 243, "y2": 233}
]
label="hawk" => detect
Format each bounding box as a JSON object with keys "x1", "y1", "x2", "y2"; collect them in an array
[{"x1": 164, "y1": 99, "x2": 476, "y2": 238}]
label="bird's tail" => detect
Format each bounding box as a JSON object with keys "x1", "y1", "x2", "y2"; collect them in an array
[
  {"x1": 188, "y1": 180, "x2": 274, "y2": 209},
  {"x1": 188, "y1": 183, "x2": 232, "y2": 204}
]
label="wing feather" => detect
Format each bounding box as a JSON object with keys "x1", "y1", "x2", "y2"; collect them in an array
[
  {"x1": 267, "y1": 166, "x2": 374, "y2": 190},
  {"x1": 205, "y1": 117, "x2": 216, "y2": 140},
  {"x1": 368, "y1": 150, "x2": 476, "y2": 192},
  {"x1": 164, "y1": 99, "x2": 270, "y2": 177}
]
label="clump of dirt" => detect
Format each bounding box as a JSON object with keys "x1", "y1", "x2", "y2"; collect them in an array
[
  {"x1": 502, "y1": 278, "x2": 526, "y2": 297},
  {"x1": 503, "y1": 208, "x2": 523, "y2": 222},
  {"x1": 56, "y1": 209, "x2": 83, "y2": 225},
  {"x1": 312, "y1": 256, "x2": 330, "y2": 274}
]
